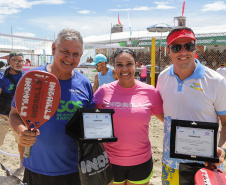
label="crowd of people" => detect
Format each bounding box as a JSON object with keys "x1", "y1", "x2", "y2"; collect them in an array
[{"x1": 0, "y1": 26, "x2": 225, "y2": 185}]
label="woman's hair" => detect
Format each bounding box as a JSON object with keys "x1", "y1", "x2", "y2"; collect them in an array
[
  {"x1": 54, "y1": 28, "x2": 83, "y2": 50},
  {"x1": 113, "y1": 48, "x2": 136, "y2": 63}
]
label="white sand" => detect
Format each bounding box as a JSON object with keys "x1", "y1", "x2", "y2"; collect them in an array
[{"x1": 0, "y1": 117, "x2": 225, "y2": 185}]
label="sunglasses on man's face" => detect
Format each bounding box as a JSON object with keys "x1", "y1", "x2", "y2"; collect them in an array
[
  {"x1": 94, "y1": 63, "x2": 101, "y2": 68},
  {"x1": 10, "y1": 59, "x2": 24, "y2": 64},
  {"x1": 170, "y1": 43, "x2": 196, "y2": 53}
]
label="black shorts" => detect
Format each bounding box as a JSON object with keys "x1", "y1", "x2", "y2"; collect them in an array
[
  {"x1": 23, "y1": 168, "x2": 81, "y2": 185},
  {"x1": 111, "y1": 157, "x2": 153, "y2": 184},
  {"x1": 140, "y1": 77, "x2": 147, "y2": 82}
]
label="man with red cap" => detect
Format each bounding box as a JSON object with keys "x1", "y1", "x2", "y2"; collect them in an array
[{"x1": 157, "y1": 27, "x2": 226, "y2": 184}]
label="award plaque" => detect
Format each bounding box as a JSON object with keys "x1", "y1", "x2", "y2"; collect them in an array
[
  {"x1": 65, "y1": 108, "x2": 118, "y2": 143},
  {"x1": 170, "y1": 119, "x2": 219, "y2": 163}
]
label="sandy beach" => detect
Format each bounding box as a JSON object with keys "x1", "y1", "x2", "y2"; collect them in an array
[{"x1": 0, "y1": 116, "x2": 225, "y2": 185}]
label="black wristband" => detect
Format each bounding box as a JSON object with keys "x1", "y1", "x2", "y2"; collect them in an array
[{"x1": 221, "y1": 147, "x2": 226, "y2": 158}]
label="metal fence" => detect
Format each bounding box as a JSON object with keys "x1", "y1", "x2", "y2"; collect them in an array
[
  {"x1": 130, "y1": 32, "x2": 226, "y2": 72},
  {"x1": 1, "y1": 32, "x2": 226, "y2": 73},
  {"x1": 0, "y1": 33, "x2": 54, "y2": 66}
]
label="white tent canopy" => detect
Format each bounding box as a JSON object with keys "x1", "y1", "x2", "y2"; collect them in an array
[{"x1": 84, "y1": 30, "x2": 167, "y2": 45}]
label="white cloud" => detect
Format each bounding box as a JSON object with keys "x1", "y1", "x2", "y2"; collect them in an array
[
  {"x1": 201, "y1": 1, "x2": 226, "y2": 12},
  {"x1": 13, "y1": 32, "x2": 36, "y2": 37},
  {"x1": 16, "y1": 27, "x2": 24, "y2": 30},
  {"x1": 0, "y1": 0, "x2": 65, "y2": 15},
  {"x1": 108, "y1": 2, "x2": 175, "y2": 12},
  {"x1": 133, "y1": 6, "x2": 150, "y2": 11},
  {"x1": 155, "y1": 2, "x2": 176, "y2": 10},
  {"x1": 0, "y1": 7, "x2": 20, "y2": 15},
  {"x1": 78, "y1": 10, "x2": 91, "y2": 14},
  {"x1": 0, "y1": 0, "x2": 65, "y2": 23},
  {"x1": 31, "y1": 0, "x2": 65, "y2": 5},
  {"x1": 29, "y1": 14, "x2": 175, "y2": 38},
  {"x1": 108, "y1": 8, "x2": 131, "y2": 12}
]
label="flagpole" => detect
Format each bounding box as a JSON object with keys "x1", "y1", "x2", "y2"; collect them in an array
[
  {"x1": 110, "y1": 23, "x2": 112, "y2": 47},
  {"x1": 128, "y1": 12, "x2": 132, "y2": 47},
  {"x1": 11, "y1": 26, "x2": 13, "y2": 50}
]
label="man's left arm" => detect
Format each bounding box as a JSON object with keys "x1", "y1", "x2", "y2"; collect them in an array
[
  {"x1": 219, "y1": 115, "x2": 226, "y2": 148},
  {"x1": 213, "y1": 115, "x2": 226, "y2": 166}
]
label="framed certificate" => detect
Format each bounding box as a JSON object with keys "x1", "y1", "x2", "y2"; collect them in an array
[
  {"x1": 170, "y1": 119, "x2": 219, "y2": 163},
  {"x1": 65, "y1": 108, "x2": 118, "y2": 143}
]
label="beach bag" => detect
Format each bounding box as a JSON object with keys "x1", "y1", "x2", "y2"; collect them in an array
[
  {"x1": 0, "y1": 68, "x2": 20, "y2": 114},
  {"x1": 77, "y1": 142, "x2": 113, "y2": 185},
  {"x1": 0, "y1": 92, "x2": 14, "y2": 114}
]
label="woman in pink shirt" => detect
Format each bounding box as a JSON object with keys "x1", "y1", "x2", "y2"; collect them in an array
[
  {"x1": 140, "y1": 63, "x2": 147, "y2": 82},
  {"x1": 94, "y1": 48, "x2": 164, "y2": 185},
  {"x1": 23, "y1": 59, "x2": 31, "y2": 72}
]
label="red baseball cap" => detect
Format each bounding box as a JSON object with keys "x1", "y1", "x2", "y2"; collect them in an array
[{"x1": 167, "y1": 29, "x2": 196, "y2": 46}]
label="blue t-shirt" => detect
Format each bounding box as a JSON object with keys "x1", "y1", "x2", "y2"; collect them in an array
[
  {"x1": 98, "y1": 67, "x2": 115, "y2": 86},
  {"x1": 0, "y1": 69, "x2": 23, "y2": 114},
  {"x1": 0, "y1": 71, "x2": 22, "y2": 94},
  {"x1": 11, "y1": 65, "x2": 95, "y2": 176}
]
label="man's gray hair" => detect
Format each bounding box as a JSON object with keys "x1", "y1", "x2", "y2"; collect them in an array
[{"x1": 54, "y1": 28, "x2": 83, "y2": 49}]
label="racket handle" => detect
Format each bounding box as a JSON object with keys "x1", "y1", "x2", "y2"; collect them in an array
[{"x1": 23, "y1": 146, "x2": 32, "y2": 158}]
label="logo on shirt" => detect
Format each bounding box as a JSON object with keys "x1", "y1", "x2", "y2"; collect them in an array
[
  {"x1": 69, "y1": 89, "x2": 83, "y2": 94},
  {"x1": 56, "y1": 100, "x2": 83, "y2": 121},
  {"x1": 190, "y1": 83, "x2": 203, "y2": 92},
  {"x1": 105, "y1": 102, "x2": 149, "y2": 109},
  {"x1": 8, "y1": 84, "x2": 15, "y2": 91}
]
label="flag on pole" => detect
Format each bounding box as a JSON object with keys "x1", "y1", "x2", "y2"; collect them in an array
[
  {"x1": 181, "y1": 1, "x2": 185, "y2": 25},
  {"x1": 182, "y1": 1, "x2": 185, "y2": 18},
  {"x1": 118, "y1": 13, "x2": 121, "y2": 25},
  {"x1": 128, "y1": 13, "x2": 132, "y2": 36}
]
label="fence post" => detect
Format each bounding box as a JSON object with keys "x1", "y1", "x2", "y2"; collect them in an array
[{"x1": 151, "y1": 38, "x2": 156, "y2": 87}]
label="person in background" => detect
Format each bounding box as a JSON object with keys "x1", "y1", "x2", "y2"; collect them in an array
[
  {"x1": 9, "y1": 28, "x2": 94, "y2": 185},
  {"x1": 139, "y1": 62, "x2": 147, "y2": 83},
  {"x1": 0, "y1": 52, "x2": 25, "y2": 167},
  {"x1": 23, "y1": 59, "x2": 31, "y2": 72},
  {"x1": 216, "y1": 62, "x2": 226, "y2": 78},
  {"x1": 94, "y1": 48, "x2": 164, "y2": 185},
  {"x1": 157, "y1": 26, "x2": 226, "y2": 184},
  {"x1": 91, "y1": 54, "x2": 117, "y2": 93}
]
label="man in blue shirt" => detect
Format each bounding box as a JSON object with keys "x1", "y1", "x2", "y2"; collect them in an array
[
  {"x1": 91, "y1": 54, "x2": 117, "y2": 93},
  {"x1": 9, "y1": 28, "x2": 94, "y2": 185},
  {"x1": 0, "y1": 52, "x2": 25, "y2": 167}
]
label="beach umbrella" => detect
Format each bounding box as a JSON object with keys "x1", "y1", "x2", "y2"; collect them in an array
[
  {"x1": 147, "y1": 23, "x2": 173, "y2": 50},
  {"x1": 147, "y1": 23, "x2": 173, "y2": 33},
  {"x1": 147, "y1": 23, "x2": 173, "y2": 71},
  {"x1": 147, "y1": 23, "x2": 173, "y2": 51}
]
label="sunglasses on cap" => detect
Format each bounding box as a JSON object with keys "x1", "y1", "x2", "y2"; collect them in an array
[
  {"x1": 94, "y1": 63, "x2": 101, "y2": 68},
  {"x1": 170, "y1": 42, "x2": 196, "y2": 53}
]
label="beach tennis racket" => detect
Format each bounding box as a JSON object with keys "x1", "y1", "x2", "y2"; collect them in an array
[
  {"x1": 15, "y1": 70, "x2": 61, "y2": 158},
  {"x1": 194, "y1": 165, "x2": 226, "y2": 185}
]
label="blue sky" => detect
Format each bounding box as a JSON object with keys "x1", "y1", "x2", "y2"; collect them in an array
[{"x1": 0, "y1": 0, "x2": 226, "y2": 40}]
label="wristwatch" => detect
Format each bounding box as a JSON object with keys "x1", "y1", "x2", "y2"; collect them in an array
[{"x1": 221, "y1": 147, "x2": 226, "y2": 158}]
